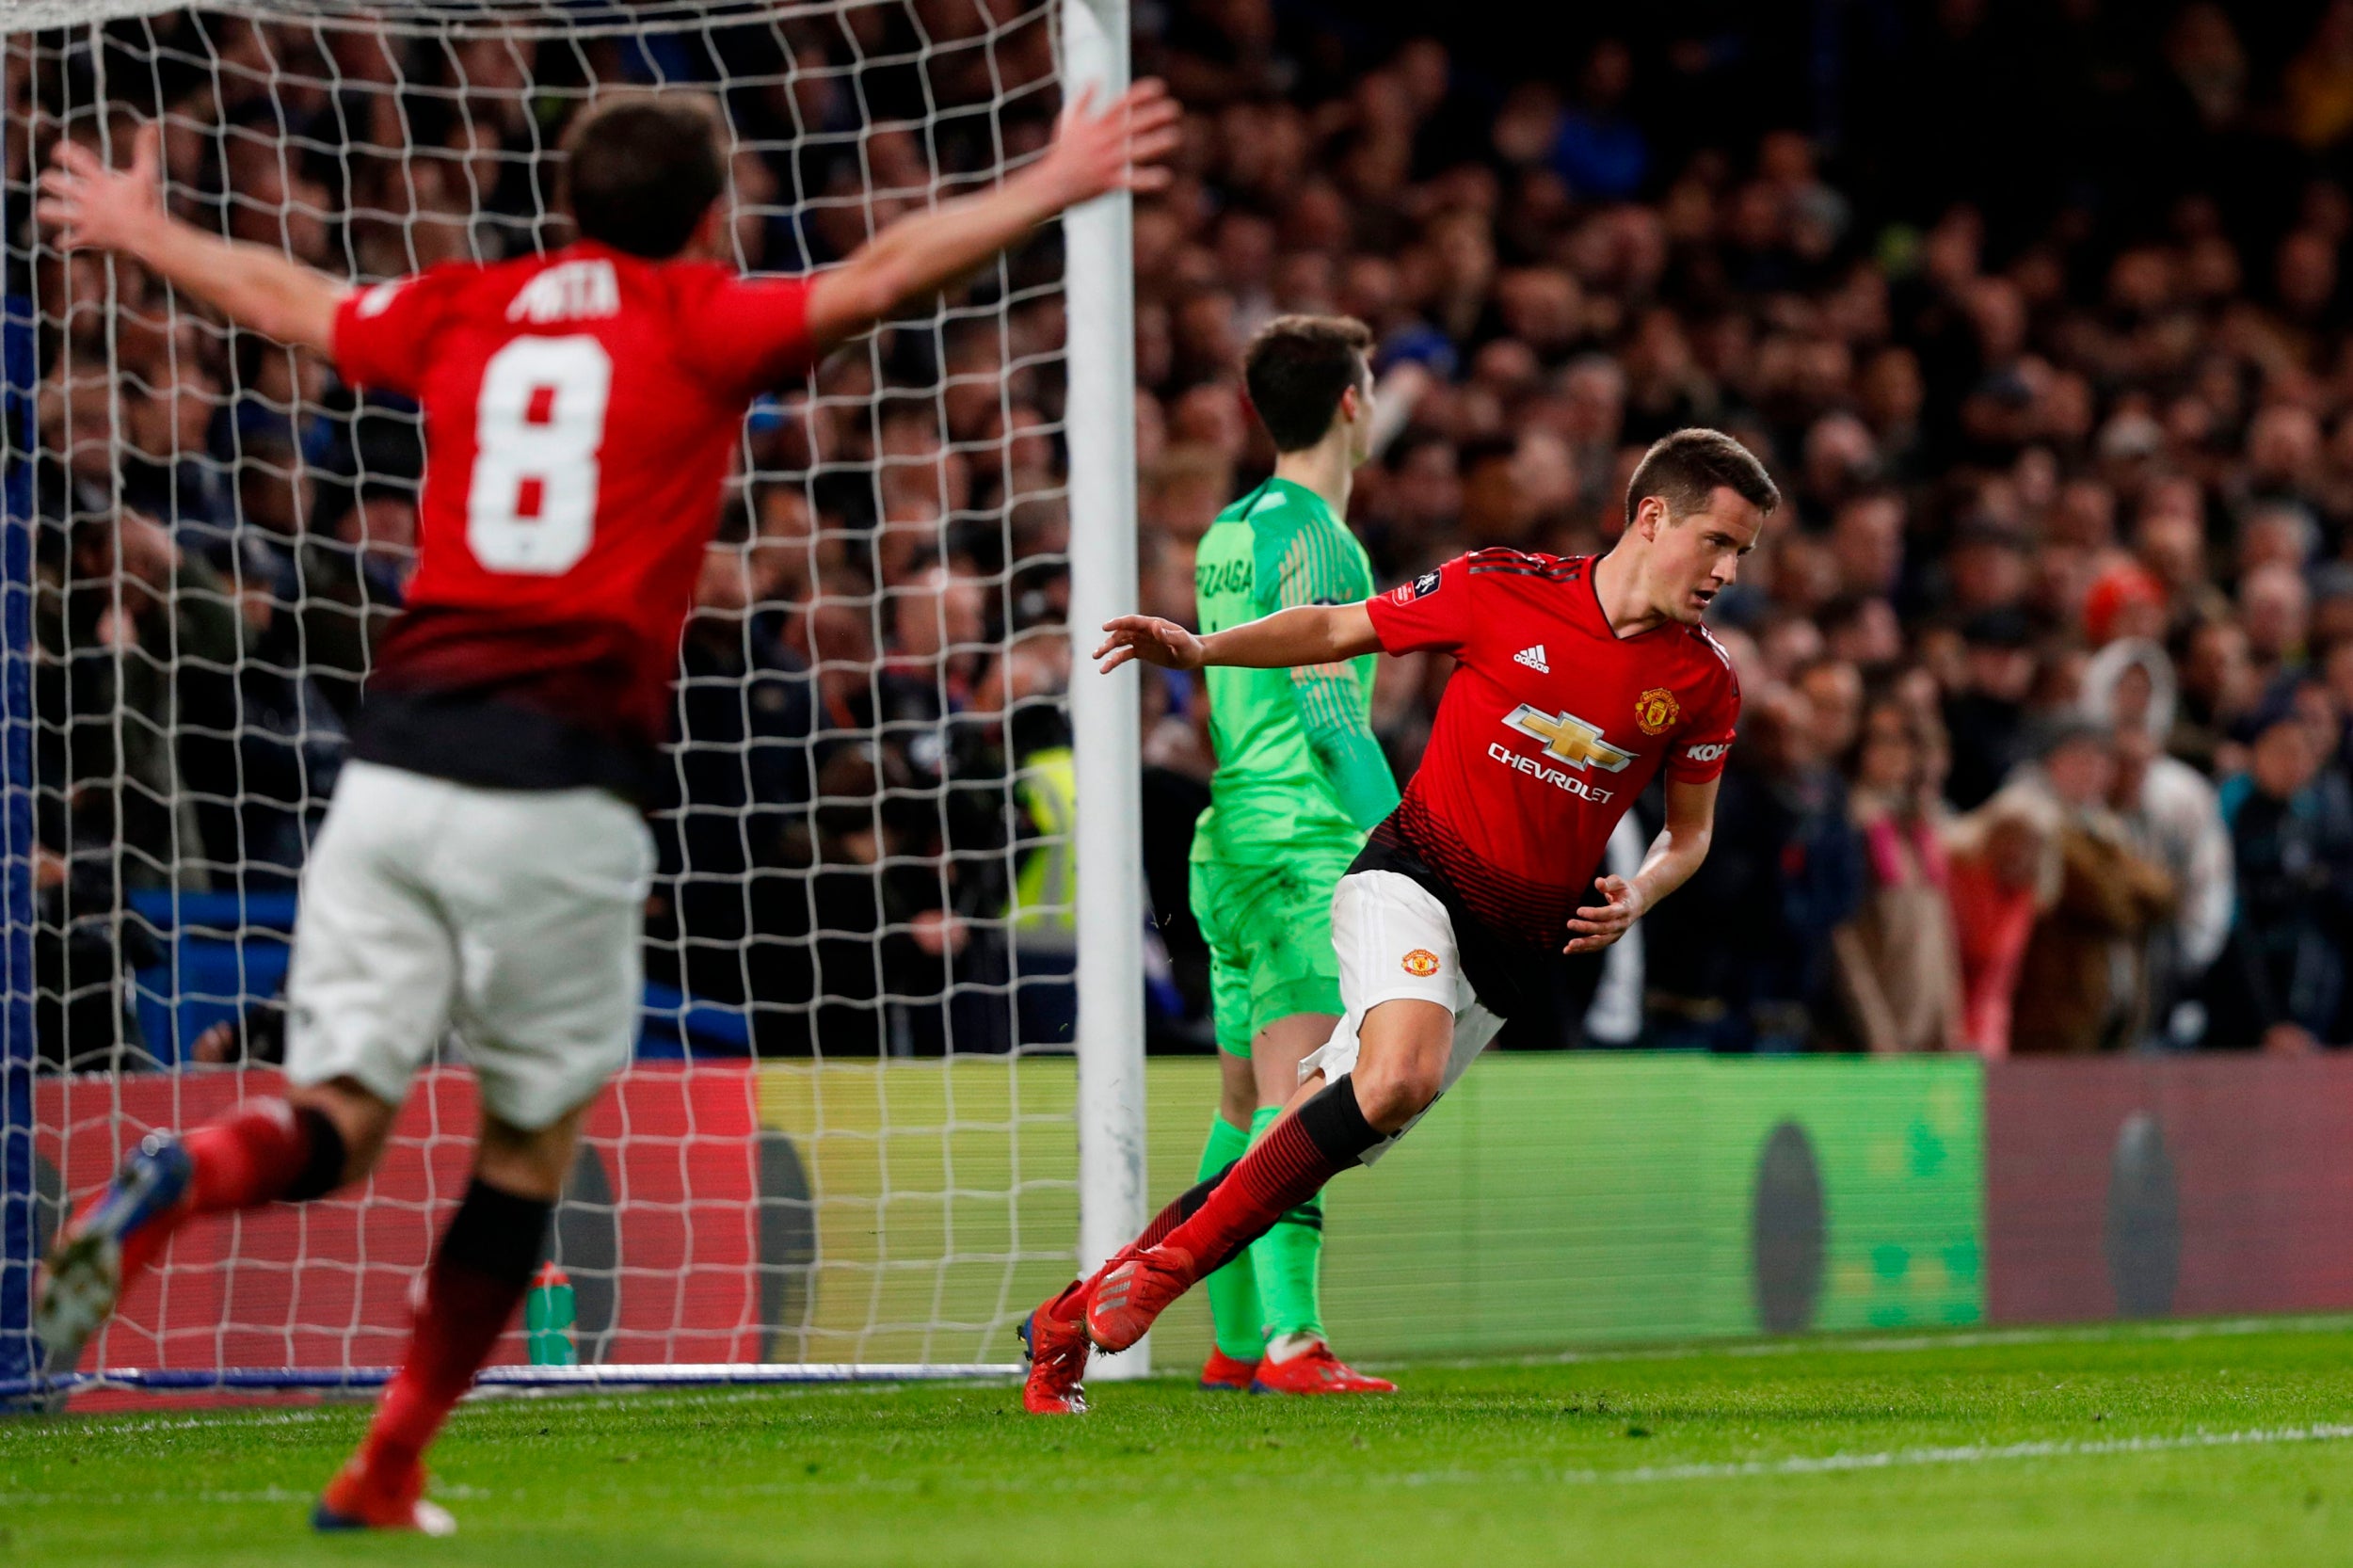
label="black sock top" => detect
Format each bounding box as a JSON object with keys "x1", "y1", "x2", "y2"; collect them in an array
[
  {"x1": 438, "y1": 1177, "x2": 557, "y2": 1289},
  {"x1": 1293, "y1": 1076, "x2": 1384, "y2": 1168},
  {"x1": 281, "y1": 1105, "x2": 350, "y2": 1204}
]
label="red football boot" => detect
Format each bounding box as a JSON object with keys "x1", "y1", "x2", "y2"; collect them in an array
[
  {"x1": 1198, "y1": 1347, "x2": 1259, "y2": 1392},
  {"x1": 1249, "y1": 1342, "x2": 1396, "y2": 1396},
  {"x1": 1018, "y1": 1282, "x2": 1093, "y2": 1415},
  {"x1": 1084, "y1": 1243, "x2": 1195, "y2": 1353},
  {"x1": 312, "y1": 1456, "x2": 457, "y2": 1536}
]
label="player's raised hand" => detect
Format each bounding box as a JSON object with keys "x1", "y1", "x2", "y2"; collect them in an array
[
  {"x1": 1036, "y1": 80, "x2": 1181, "y2": 210},
  {"x1": 1095, "y1": 615, "x2": 1206, "y2": 673},
  {"x1": 1563, "y1": 873, "x2": 1646, "y2": 955},
  {"x1": 38, "y1": 121, "x2": 167, "y2": 255}
]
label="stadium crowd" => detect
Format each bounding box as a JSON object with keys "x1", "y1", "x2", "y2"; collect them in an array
[
  {"x1": 1127, "y1": 0, "x2": 2353, "y2": 1056},
  {"x1": 11, "y1": 2, "x2": 2353, "y2": 1064}
]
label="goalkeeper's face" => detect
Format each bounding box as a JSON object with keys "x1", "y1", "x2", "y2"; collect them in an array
[{"x1": 1645, "y1": 488, "x2": 1765, "y2": 625}]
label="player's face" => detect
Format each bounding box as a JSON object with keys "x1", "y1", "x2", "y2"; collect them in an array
[{"x1": 1654, "y1": 488, "x2": 1765, "y2": 624}]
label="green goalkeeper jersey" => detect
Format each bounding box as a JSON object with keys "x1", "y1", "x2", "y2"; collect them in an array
[{"x1": 1190, "y1": 476, "x2": 1398, "y2": 864}]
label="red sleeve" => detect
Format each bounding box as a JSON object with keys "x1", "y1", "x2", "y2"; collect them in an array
[
  {"x1": 673, "y1": 267, "x2": 819, "y2": 400},
  {"x1": 1365, "y1": 553, "x2": 1476, "y2": 655},
  {"x1": 1665, "y1": 647, "x2": 1741, "y2": 784},
  {"x1": 331, "y1": 265, "x2": 476, "y2": 398}
]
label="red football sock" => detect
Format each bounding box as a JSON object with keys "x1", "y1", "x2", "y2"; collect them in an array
[
  {"x1": 185, "y1": 1101, "x2": 319, "y2": 1211},
  {"x1": 1154, "y1": 1077, "x2": 1386, "y2": 1284},
  {"x1": 1137, "y1": 1174, "x2": 1217, "y2": 1250},
  {"x1": 1151, "y1": 1113, "x2": 1345, "y2": 1284},
  {"x1": 351, "y1": 1180, "x2": 551, "y2": 1484},
  {"x1": 1048, "y1": 1080, "x2": 1387, "y2": 1322},
  {"x1": 1045, "y1": 1165, "x2": 1230, "y2": 1323},
  {"x1": 355, "y1": 1263, "x2": 528, "y2": 1480},
  {"x1": 116, "y1": 1101, "x2": 337, "y2": 1283}
]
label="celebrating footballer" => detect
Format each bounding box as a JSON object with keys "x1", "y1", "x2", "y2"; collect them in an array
[
  {"x1": 1024, "y1": 425, "x2": 1776, "y2": 1412},
  {"x1": 35, "y1": 78, "x2": 1179, "y2": 1528}
]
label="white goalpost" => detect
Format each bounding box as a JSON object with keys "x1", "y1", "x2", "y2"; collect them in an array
[{"x1": 0, "y1": 0, "x2": 1144, "y2": 1399}]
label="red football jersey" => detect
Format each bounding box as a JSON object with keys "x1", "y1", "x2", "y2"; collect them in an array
[
  {"x1": 1363, "y1": 548, "x2": 1739, "y2": 955},
  {"x1": 331, "y1": 239, "x2": 816, "y2": 748}
]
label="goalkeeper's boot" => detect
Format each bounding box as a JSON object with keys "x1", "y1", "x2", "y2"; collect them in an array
[
  {"x1": 1084, "y1": 1243, "x2": 1196, "y2": 1354},
  {"x1": 1198, "y1": 1347, "x2": 1259, "y2": 1392},
  {"x1": 313, "y1": 1456, "x2": 457, "y2": 1536},
  {"x1": 1018, "y1": 1282, "x2": 1093, "y2": 1415},
  {"x1": 35, "y1": 1131, "x2": 195, "y2": 1384},
  {"x1": 1250, "y1": 1340, "x2": 1396, "y2": 1396}
]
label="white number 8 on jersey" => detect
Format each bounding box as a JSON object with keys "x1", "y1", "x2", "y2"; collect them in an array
[{"x1": 466, "y1": 335, "x2": 612, "y2": 574}]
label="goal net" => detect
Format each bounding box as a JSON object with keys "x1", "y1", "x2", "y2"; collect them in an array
[{"x1": 0, "y1": 0, "x2": 1141, "y2": 1397}]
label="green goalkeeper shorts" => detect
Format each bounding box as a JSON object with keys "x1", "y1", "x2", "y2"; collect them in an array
[{"x1": 1191, "y1": 845, "x2": 1353, "y2": 1058}]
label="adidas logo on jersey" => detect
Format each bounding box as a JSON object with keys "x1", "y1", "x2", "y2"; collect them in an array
[{"x1": 1514, "y1": 645, "x2": 1549, "y2": 673}]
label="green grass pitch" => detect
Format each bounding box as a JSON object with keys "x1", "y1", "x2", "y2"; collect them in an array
[{"x1": 8, "y1": 1318, "x2": 2353, "y2": 1567}]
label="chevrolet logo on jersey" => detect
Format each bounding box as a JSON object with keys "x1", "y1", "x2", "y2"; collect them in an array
[{"x1": 1502, "y1": 704, "x2": 1637, "y2": 772}]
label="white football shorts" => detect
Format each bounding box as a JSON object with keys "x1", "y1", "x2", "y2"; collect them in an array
[
  {"x1": 1298, "y1": 869, "x2": 1504, "y2": 1165},
  {"x1": 283, "y1": 760, "x2": 654, "y2": 1130}
]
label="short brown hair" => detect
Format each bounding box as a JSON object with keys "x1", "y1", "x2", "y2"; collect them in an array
[
  {"x1": 1625, "y1": 428, "x2": 1780, "y2": 525},
  {"x1": 561, "y1": 92, "x2": 727, "y2": 260},
  {"x1": 1242, "y1": 314, "x2": 1375, "y2": 452}
]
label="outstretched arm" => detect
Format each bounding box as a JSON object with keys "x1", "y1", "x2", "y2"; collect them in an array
[
  {"x1": 1094, "y1": 602, "x2": 1380, "y2": 675},
  {"x1": 1564, "y1": 775, "x2": 1721, "y2": 954},
  {"x1": 805, "y1": 81, "x2": 1179, "y2": 353},
  {"x1": 38, "y1": 124, "x2": 345, "y2": 357}
]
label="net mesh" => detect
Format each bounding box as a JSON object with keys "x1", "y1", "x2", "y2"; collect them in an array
[{"x1": 4, "y1": 0, "x2": 1091, "y2": 1377}]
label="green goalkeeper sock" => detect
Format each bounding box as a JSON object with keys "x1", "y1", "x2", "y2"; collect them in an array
[
  {"x1": 1197, "y1": 1112, "x2": 1264, "y2": 1361},
  {"x1": 1246, "y1": 1104, "x2": 1327, "y2": 1342}
]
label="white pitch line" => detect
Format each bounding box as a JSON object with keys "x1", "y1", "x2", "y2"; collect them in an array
[
  {"x1": 0, "y1": 1377, "x2": 939, "y2": 1439},
  {"x1": 3, "y1": 1407, "x2": 340, "y2": 1436},
  {"x1": 1542, "y1": 1423, "x2": 2353, "y2": 1487}
]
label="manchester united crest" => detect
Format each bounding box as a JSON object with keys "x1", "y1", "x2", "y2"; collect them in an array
[
  {"x1": 1635, "y1": 687, "x2": 1680, "y2": 735},
  {"x1": 1401, "y1": 949, "x2": 1441, "y2": 978}
]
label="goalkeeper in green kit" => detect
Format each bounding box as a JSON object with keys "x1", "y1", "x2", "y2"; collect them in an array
[{"x1": 1186, "y1": 315, "x2": 1397, "y2": 1395}]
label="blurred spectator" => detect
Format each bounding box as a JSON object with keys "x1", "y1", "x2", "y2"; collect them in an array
[
  {"x1": 2081, "y1": 640, "x2": 2235, "y2": 1047},
  {"x1": 1550, "y1": 41, "x2": 1648, "y2": 202},
  {"x1": 1943, "y1": 610, "x2": 2040, "y2": 812},
  {"x1": 1945, "y1": 792, "x2": 2056, "y2": 1059},
  {"x1": 1829, "y1": 692, "x2": 1962, "y2": 1054},
  {"x1": 2003, "y1": 722, "x2": 2179, "y2": 1054},
  {"x1": 1641, "y1": 683, "x2": 1863, "y2": 1053},
  {"x1": 2207, "y1": 701, "x2": 2353, "y2": 1050},
  {"x1": 647, "y1": 531, "x2": 814, "y2": 1023},
  {"x1": 788, "y1": 747, "x2": 971, "y2": 1057},
  {"x1": 38, "y1": 507, "x2": 239, "y2": 887},
  {"x1": 2170, "y1": 615, "x2": 2260, "y2": 775}
]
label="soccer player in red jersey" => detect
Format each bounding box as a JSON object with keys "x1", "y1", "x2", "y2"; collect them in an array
[
  {"x1": 34, "y1": 85, "x2": 1177, "y2": 1528},
  {"x1": 1019, "y1": 428, "x2": 1778, "y2": 1412}
]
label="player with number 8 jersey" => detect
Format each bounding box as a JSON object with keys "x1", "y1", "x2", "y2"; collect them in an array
[
  {"x1": 335, "y1": 248, "x2": 825, "y2": 792},
  {"x1": 31, "y1": 84, "x2": 1180, "y2": 1533}
]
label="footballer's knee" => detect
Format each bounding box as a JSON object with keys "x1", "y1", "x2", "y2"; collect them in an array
[
  {"x1": 1351, "y1": 1000, "x2": 1450, "y2": 1131},
  {"x1": 1351, "y1": 1061, "x2": 1441, "y2": 1131},
  {"x1": 474, "y1": 1103, "x2": 589, "y2": 1202}
]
